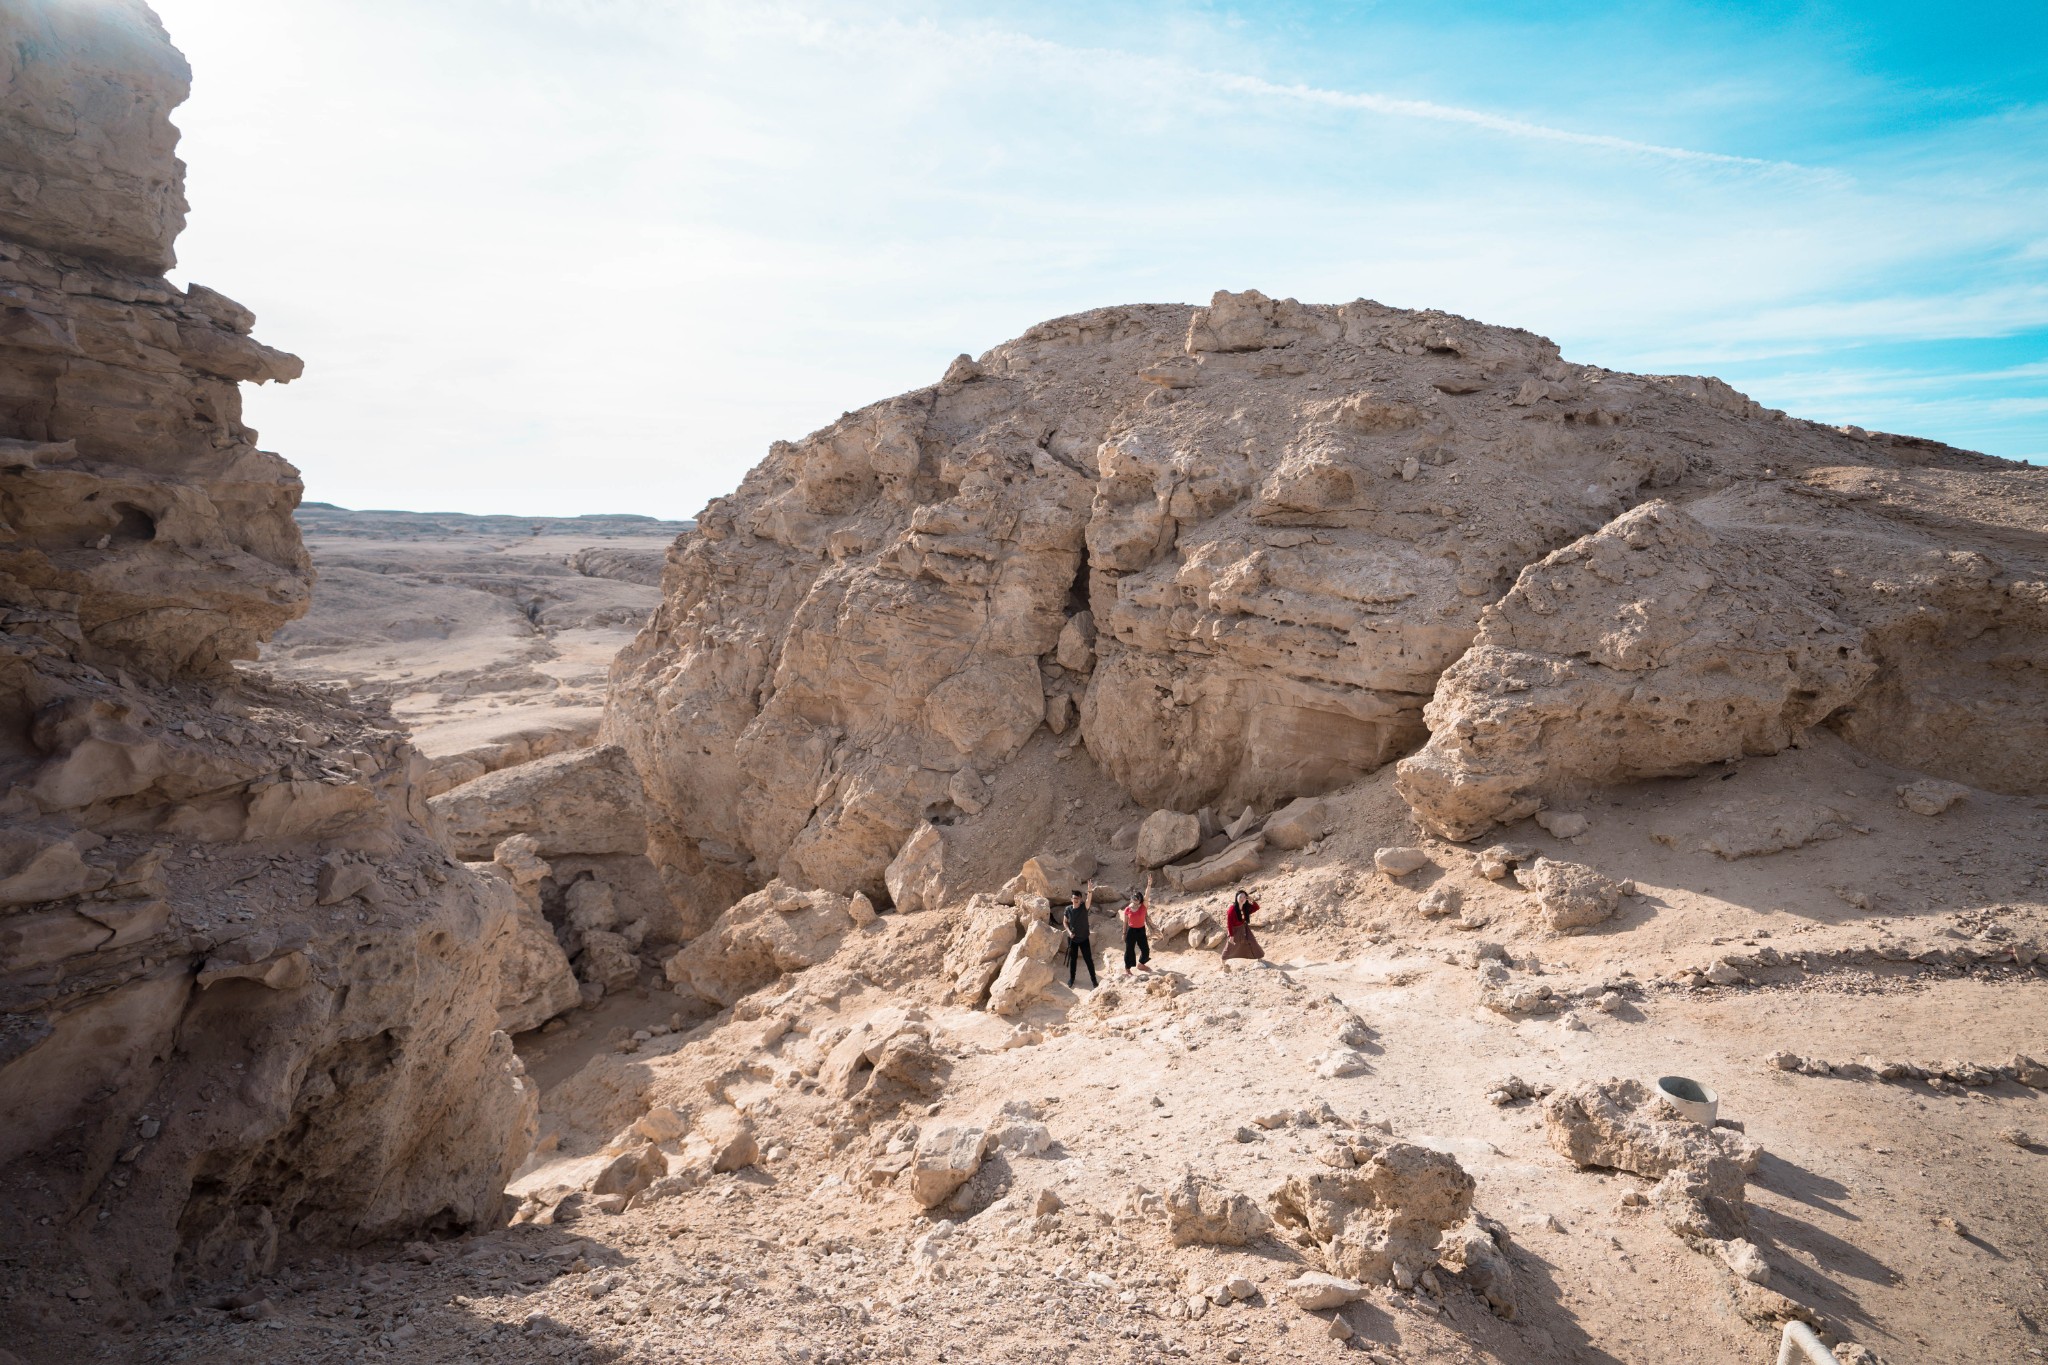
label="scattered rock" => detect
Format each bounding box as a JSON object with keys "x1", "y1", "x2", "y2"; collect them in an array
[
  {"x1": 1418, "y1": 884, "x2": 1462, "y2": 918},
  {"x1": 1164, "y1": 1172, "x2": 1271, "y2": 1246},
  {"x1": 1897, "y1": 779, "x2": 1969, "y2": 816},
  {"x1": 1520, "y1": 858, "x2": 1626, "y2": 933},
  {"x1": 1544, "y1": 1078, "x2": 1755, "y2": 1239},
  {"x1": 1474, "y1": 844, "x2": 1534, "y2": 880},
  {"x1": 908, "y1": 1125, "x2": 988, "y2": 1208},
  {"x1": 1284, "y1": 1272, "x2": 1368, "y2": 1311},
  {"x1": 1137, "y1": 810, "x2": 1203, "y2": 869},
  {"x1": 1374, "y1": 847, "x2": 1430, "y2": 877},
  {"x1": 1271, "y1": 1138, "x2": 1475, "y2": 1284},
  {"x1": 1535, "y1": 810, "x2": 1588, "y2": 838}
]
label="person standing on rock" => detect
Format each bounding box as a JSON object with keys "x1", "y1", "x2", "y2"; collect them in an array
[
  {"x1": 1061, "y1": 882, "x2": 1099, "y2": 988},
  {"x1": 1121, "y1": 888, "x2": 1152, "y2": 976},
  {"x1": 1221, "y1": 888, "x2": 1264, "y2": 962}
]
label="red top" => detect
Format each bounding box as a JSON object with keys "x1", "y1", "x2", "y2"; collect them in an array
[
  {"x1": 1122, "y1": 901, "x2": 1147, "y2": 928},
  {"x1": 1227, "y1": 899, "x2": 1259, "y2": 934}
]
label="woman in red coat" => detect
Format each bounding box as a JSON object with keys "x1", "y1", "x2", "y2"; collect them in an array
[{"x1": 1221, "y1": 888, "x2": 1264, "y2": 961}]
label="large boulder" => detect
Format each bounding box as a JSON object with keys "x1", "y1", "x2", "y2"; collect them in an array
[
  {"x1": 986, "y1": 917, "x2": 1064, "y2": 1015},
  {"x1": 479, "y1": 838, "x2": 580, "y2": 1033},
  {"x1": 1543, "y1": 1078, "x2": 1756, "y2": 1238},
  {"x1": 428, "y1": 744, "x2": 650, "y2": 861},
  {"x1": 1271, "y1": 1137, "x2": 1476, "y2": 1285},
  {"x1": 1162, "y1": 834, "x2": 1265, "y2": 894},
  {"x1": 662, "y1": 881, "x2": 864, "y2": 1006},
  {"x1": 1263, "y1": 797, "x2": 1328, "y2": 850},
  {"x1": 1397, "y1": 503, "x2": 1874, "y2": 841},
  {"x1": 885, "y1": 822, "x2": 948, "y2": 913},
  {"x1": 1136, "y1": 810, "x2": 1203, "y2": 869},
  {"x1": 908, "y1": 1125, "x2": 988, "y2": 1207},
  {"x1": 1009, "y1": 849, "x2": 1098, "y2": 903},
  {"x1": 941, "y1": 896, "x2": 1022, "y2": 1005}
]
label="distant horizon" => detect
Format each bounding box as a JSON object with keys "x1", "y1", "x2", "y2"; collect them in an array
[
  {"x1": 153, "y1": 0, "x2": 2047, "y2": 518},
  {"x1": 297, "y1": 501, "x2": 694, "y2": 524}
]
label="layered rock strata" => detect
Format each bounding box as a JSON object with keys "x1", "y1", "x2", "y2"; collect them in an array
[
  {"x1": 0, "y1": 2, "x2": 532, "y2": 1343},
  {"x1": 611, "y1": 288, "x2": 2043, "y2": 913}
]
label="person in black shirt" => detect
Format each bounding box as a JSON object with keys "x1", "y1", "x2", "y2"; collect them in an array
[{"x1": 1060, "y1": 882, "x2": 1099, "y2": 988}]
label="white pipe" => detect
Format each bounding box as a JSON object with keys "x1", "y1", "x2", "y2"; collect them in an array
[{"x1": 1778, "y1": 1321, "x2": 1837, "y2": 1365}]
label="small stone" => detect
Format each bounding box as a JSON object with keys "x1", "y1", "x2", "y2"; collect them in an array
[
  {"x1": 1418, "y1": 884, "x2": 1461, "y2": 918},
  {"x1": 1534, "y1": 810, "x2": 1589, "y2": 838},
  {"x1": 1896, "y1": 779, "x2": 1969, "y2": 816},
  {"x1": 1374, "y1": 847, "x2": 1430, "y2": 877},
  {"x1": 1225, "y1": 1275, "x2": 1256, "y2": 1301},
  {"x1": 1035, "y1": 1187, "x2": 1064, "y2": 1215},
  {"x1": 1327, "y1": 1314, "x2": 1354, "y2": 1340},
  {"x1": 1286, "y1": 1273, "x2": 1367, "y2": 1310},
  {"x1": 1718, "y1": 1238, "x2": 1770, "y2": 1284}
]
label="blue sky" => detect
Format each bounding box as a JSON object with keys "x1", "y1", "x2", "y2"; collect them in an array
[{"x1": 149, "y1": 0, "x2": 2048, "y2": 517}]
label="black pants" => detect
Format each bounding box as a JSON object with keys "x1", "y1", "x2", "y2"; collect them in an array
[
  {"x1": 1123, "y1": 926, "x2": 1150, "y2": 970},
  {"x1": 1068, "y1": 937, "x2": 1097, "y2": 986}
]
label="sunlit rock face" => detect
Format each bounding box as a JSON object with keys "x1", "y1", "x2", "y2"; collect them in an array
[
  {"x1": 0, "y1": 1, "x2": 535, "y2": 1335},
  {"x1": 610, "y1": 279, "x2": 2041, "y2": 912}
]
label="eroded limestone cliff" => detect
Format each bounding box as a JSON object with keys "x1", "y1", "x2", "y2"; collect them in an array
[
  {"x1": 607, "y1": 288, "x2": 2044, "y2": 915},
  {"x1": 0, "y1": 2, "x2": 532, "y2": 1344}
]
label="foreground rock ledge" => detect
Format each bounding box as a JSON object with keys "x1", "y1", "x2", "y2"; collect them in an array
[{"x1": 0, "y1": 0, "x2": 533, "y2": 1340}]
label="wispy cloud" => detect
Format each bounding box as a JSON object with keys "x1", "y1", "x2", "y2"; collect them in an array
[
  {"x1": 1211, "y1": 73, "x2": 1820, "y2": 175},
  {"x1": 150, "y1": 0, "x2": 2045, "y2": 514}
]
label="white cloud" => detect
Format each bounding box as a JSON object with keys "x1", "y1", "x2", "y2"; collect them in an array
[{"x1": 149, "y1": 0, "x2": 2046, "y2": 515}]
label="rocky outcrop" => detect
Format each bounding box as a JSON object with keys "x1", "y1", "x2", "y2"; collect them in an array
[
  {"x1": 661, "y1": 880, "x2": 874, "y2": 1007},
  {"x1": 1402, "y1": 475, "x2": 2048, "y2": 840},
  {"x1": 1397, "y1": 502, "x2": 1874, "y2": 840},
  {"x1": 0, "y1": 3, "x2": 532, "y2": 1344},
  {"x1": 609, "y1": 285, "x2": 2042, "y2": 915},
  {"x1": 429, "y1": 743, "x2": 691, "y2": 990}
]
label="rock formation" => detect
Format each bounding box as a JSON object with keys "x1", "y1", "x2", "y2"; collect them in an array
[
  {"x1": 0, "y1": 1, "x2": 531, "y2": 1340},
  {"x1": 608, "y1": 285, "x2": 2044, "y2": 919}
]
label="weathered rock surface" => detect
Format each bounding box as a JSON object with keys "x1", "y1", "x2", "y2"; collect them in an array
[
  {"x1": 0, "y1": 3, "x2": 534, "y2": 1332},
  {"x1": 1163, "y1": 1171, "x2": 1270, "y2": 1246},
  {"x1": 430, "y1": 744, "x2": 649, "y2": 861},
  {"x1": 1401, "y1": 478, "x2": 2048, "y2": 840},
  {"x1": 1136, "y1": 810, "x2": 1202, "y2": 869},
  {"x1": 1398, "y1": 502, "x2": 1874, "y2": 840},
  {"x1": 1271, "y1": 1137, "x2": 1476, "y2": 1284},
  {"x1": 1521, "y1": 857, "x2": 1626, "y2": 933},
  {"x1": 1544, "y1": 1078, "x2": 1756, "y2": 1238},
  {"x1": 661, "y1": 880, "x2": 868, "y2": 1007},
  {"x1": 605, "y1": 286, "x2": 2043, "y2": 917}
]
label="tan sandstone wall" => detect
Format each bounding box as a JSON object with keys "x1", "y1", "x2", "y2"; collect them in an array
[
  {"x1": 0, "y1": 3, "x2": 532, "y2": 1346},
  {"x1": 608, "y1": 290, "x2": 2045, "y2": 914}
]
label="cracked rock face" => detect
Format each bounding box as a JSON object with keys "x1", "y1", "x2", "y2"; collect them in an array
[
  {"x1": 0, "y1": 1, "x2": 533, "y2": 1335},
  {"x1": 612, "y1": 285, "x2": 2043, "y2": 916}
]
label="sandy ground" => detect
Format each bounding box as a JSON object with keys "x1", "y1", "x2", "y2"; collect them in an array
[
  {"x1": 114, "y1": 731, "x2": 2046, "y2": 1365},
  {"x1": 257, "y1": 505, "x2": 690, "y2": 780}
]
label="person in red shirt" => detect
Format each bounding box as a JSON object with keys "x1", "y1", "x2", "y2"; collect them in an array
[
  {"x1": 1221, "y1": 888, "x2": 1264, "y2": 961},
  {"x1": 1120, "y1": 888, "x2": 1151, "y2": 976}
]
